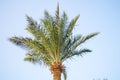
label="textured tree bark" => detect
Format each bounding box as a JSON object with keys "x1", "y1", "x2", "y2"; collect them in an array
[
  {"x1": 53, "y1": 69, "x2": 61, "y2": 80},
  {"x1": 50, "y1": 61, "x2": 63, "y2": 80}
]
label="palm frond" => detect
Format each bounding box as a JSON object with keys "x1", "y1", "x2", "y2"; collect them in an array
[
  {"x1": 24, "y1": 52, "x2": 52, "y2": 66},
  {"x1": 61, "y1": 32, "x2": 99, "y2": 61},
  {"x1": 26, "y1": 16, "x2": 43, "y2": 39},
  {"x1": 69, "y1": 48, "x2": 92, "y2": 58},
  {"x1": 64, "y1": 15, "x2": 80, "y2": 41},
  {"x1": 9, "y1": 37, "x2": 42, "y2": 51},
  {"x1": 60, "y1": 15, "x2": 80, "y2": 58},
  {"x1": 62, "y1": 48, "x2": 92, "y2": 61},
  {"x1": 59, "y1": 12, "x2": 68, "y2": 49},
  {"x1": 44, "y1": 10, "x2": 54, "y2": 22},
  {"x1": 81, "y1": 32, "x2": 99, "y2": 43},
  {"x1": 62, "y1": 66, "x2": 67, "y2": 80},
  {"x1": 26, "y1": 15, "x2": 38, "y2": 26},
  {"x1": 71, "y1": 32, "x2": 99, "y2": 51},
  {"x1": 9, "y1": 37, "x2": 54, "y2": 61},
  {"x1": 24, "y1": 53, "x2": 41, "y2": 64},
  {"x1": 56, "y1": 3, "x2": 59, "y2": 27},
  {"x1": 26, "y1": 18, "x2": 56, "y2": 59}
]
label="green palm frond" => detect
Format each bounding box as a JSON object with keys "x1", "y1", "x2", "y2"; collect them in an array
[
  {"x1": 63, "y1": 15, "x2": 80, "y2": 40},
  {"x1": 61, "y1": 32, "x2": 99, "y2": 61},
  {"x1": 70, "y1": 32, "x2": 99, "y2": 52},
  {"x1": 62, "y1": 66, "x2": 67, "y2": 80},
  {"x1": 61, "y1": 48, "x2": 91, "y2": 61},
  {"x1": 24, "y1": 53, "x2": 41, "y2": 63},
  {"x1": 26, "y1": 16, "x2": 57, "y2": 60},
  {"x1": 59, "y1": 12, "x2": 68, "y2": 35},
  {"x1": 9, "y1": 37, "x2": 54, "y2": 62},
  {"x1": 44, "y1": 10, "x2": 54, "y2": 22},
  {"x1": 26, "y1": 15, "x2": 38, "y2": 26},
  {"x1": 61, "y1": 35, "x2": 81, "y2": 54},
  {"x1": 66, "y1": 49, "x2": 92, "y2": 60},
  {"x1": 9, "y1": 37, "x2": 44, "y2": 52},
  {"x1": 55, "y1": 3, "x2": 60, "y2": 27},
  {"x1": 26, "y1": 16, "x2": 44, "y2": 39},
  {"x1": 24, "y1": 52, "x2": 52, "y2": 66}
]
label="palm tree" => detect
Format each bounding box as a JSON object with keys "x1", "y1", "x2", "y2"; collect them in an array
[{"x1": 9, "y1": 4, "x2": 99, "y2": 80}]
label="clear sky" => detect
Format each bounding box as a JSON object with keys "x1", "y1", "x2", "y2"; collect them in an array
[{"x1": 0, "y1": 0, "x2": 120, "y2": 80}]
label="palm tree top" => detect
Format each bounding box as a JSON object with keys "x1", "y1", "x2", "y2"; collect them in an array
[
  {"x1": 9, "y1": 4, "x2": 99, "y2": 65},
  {"x1": 9, "y1": 4, "x2": 99, "y2": 80}
]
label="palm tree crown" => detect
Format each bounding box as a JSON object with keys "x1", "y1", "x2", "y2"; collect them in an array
[{"x1": 9, "y1": 4, "x2": 99, "y2": 80}]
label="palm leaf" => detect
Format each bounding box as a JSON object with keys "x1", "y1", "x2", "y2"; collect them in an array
[
  {"x1": 71, "y1": 32, "x2": 99, "y2": 52},
  {"x1": 9, "y1": 37, "x2": 54, "y2": 62},
  {"x1": 63, "y1": 15, "x2": 80, "y2": 41},
  {"x1": 62, "y1": 66, "x2": 67, "y2": 80},
  {"x1": 67, "y1": 49, "x2": 92, "y2": 59}
]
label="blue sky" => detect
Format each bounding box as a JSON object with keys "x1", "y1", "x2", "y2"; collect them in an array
[{"x1": 0, "y1": 0, "x2": 120, "y2": 80}]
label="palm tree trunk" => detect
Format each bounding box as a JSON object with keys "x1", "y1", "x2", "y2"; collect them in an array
[
  {"x1": 53, "y1": 69, "x2": 61, "y2": 80},
  {"x1": 50, "y1": 61, "x2": 63, "y2": 80}
]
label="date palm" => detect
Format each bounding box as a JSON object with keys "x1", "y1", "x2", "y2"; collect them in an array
[{"x1": 9, "y1": 4, "x2": 99, "y2": 80}]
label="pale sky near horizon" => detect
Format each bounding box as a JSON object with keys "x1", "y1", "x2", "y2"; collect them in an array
[{"x1": 0, "y1": 0, "x2": 120, "y2": 80}]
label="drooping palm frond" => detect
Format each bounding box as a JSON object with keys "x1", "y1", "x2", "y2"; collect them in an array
[
  {"x1": 9, "y1": 37, "x2": 54, "y2": 64},
  {"x1": 62, "y1": 65, "x2": 67, "y2": 80},
  {"x1": 63, "y1": 48, "x2": 92, "y2": 61},
  {"x1": 24, "y1": 52, "x2": 42, "y2": 64},
  {"x1": 24, "y1": 52, "x2": 52, "y2": 66},
  {"x1": 9, "y1": 37, "x2": 44, "y2": 52}
]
